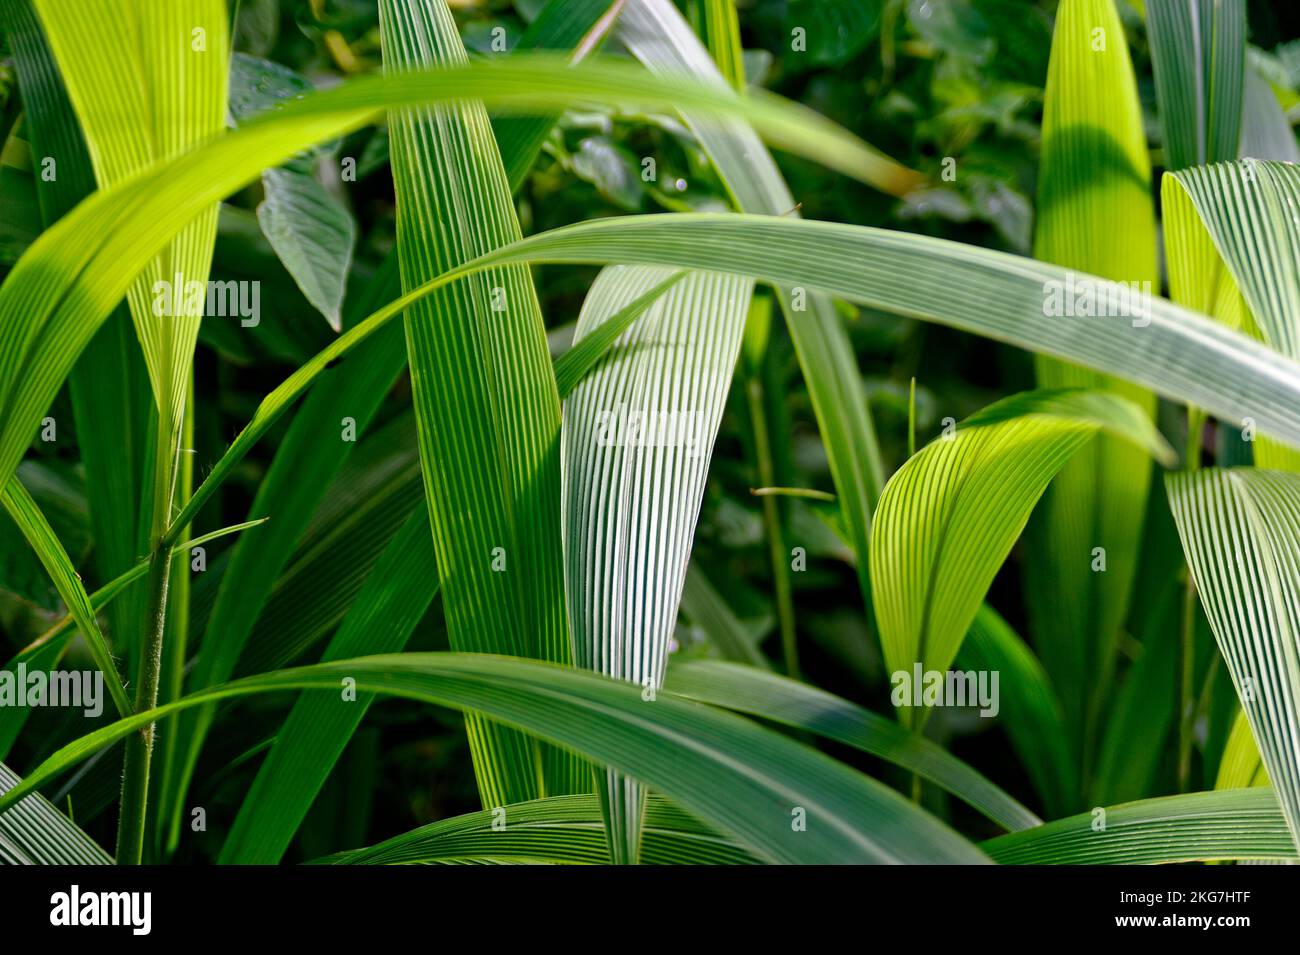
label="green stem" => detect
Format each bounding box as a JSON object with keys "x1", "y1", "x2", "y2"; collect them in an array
[
  {"x1": 116, "y1": 414, "x2": 180, "y2": 864},
  {"x1": 745, "y1": 376, "x2": 799, "y2": 679},
  {"x1": 115, "y1": 542, "x2": 173, "y2": 864},
  {"x1": 1177, "y1": 407, "x2": 1205, "y2": 791}
]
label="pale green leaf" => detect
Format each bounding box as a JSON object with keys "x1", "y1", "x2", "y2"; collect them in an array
[
  {"x1": 871, "y1": 390, "x2": 1173, "y2": 727},
  {"x1": 1166, "y1": 467, "x2": 1300, "y2": 850}
]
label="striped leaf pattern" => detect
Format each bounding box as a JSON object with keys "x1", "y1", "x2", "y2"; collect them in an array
[
  {"x1": 1146, "y1": 0, "x2": 1245, "y2": 170},
  {"x1": 0, "y1": 761, "x2": 111, "y2": 864},
  {"x1": 32, "y1": 0, "x2": 226, "y2": 452},
  {"x1": 440, "y1": 212, "x2": 1300, "y2": 450},
  {"x1": 379, "y1": 0, "x2": 576, "y2": 806},
  {"x1": 1167, "y1": 468, "x2": 1300, "y2": 850},
  {"x1": 1028, "y1": 0, "x2": 1159, "y2": 761},
  {"x1": 983, "y1": 788, "x2": 1295, "y2": 864},
  {"x1": 322, "y1": 793, "x2": 757, "y2": 866},
  {"x1": 562, "y1": 265, "x2": 753, "y2": 860},
  {"x1": 0, "y1": 54, "x2": 894, "y2": 518},
  {"x1": 1164, "y1": 160, "x2": 1300, "y2": 468},
  {"x1": 871, "y1": 390, "x2": 1173, "y2": 728},
  {"x1": 619, "y1": 0, "x2": 906, "y2": 620},
  {"x1": 0, "y1": 654, "x2": 992, "y2": 864}
]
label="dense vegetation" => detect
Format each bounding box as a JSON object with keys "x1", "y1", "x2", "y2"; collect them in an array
[{"x1": 2, "y1": 0, "x2": 1300, "y2": 866}]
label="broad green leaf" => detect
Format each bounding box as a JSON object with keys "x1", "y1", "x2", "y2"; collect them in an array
[
  {"x1": 1164, "y1": 160, "x2": 1300, "y2": 366},
  {"x1": 957, "y1": 605, "x2": 1077, "y2": 818},
  {"x1": 0, "y1": 760, "x2": 111, "y2": 864},
  {"x1": 666, "y1": 659, "x2": 1041, "y2": 831},
  {"x1": 439, "y1": 213, "x2": 1300, "y2": 451},
  {"x1": 871, "y1": 390, "x2": 1173, "y2": 727},
  {"x1": 983, "y1": 788, "x2": 1295, "y2": 864},
  {"x1": 318, "y1": 794, "x2": 757, "y2": 865},
  {"x1": 1028, "y1": 0, "x2": 1159, "y2": 763},
  {"x1": 1146, "y1": 0, "x2": 1245, "y2": 170},
  {"x1": 1166, "y1": 468, "x2": 1300, "y2": 849},
  {"x1": 379, "y1": 0, "x2": 576, "y2": 807},
  {"x1": 562, "y1": 265, "x2": 753, "y2": 860},
  {"x1": 256, "y1": 168, "x2": 356, "y2": 332},
  {"x1": 219, "y1": 509, "x2": 438, "y2": 864},
  {"x1": 619, "y1": 0, "x2": 901, "y2": 621},
  {"x1": 33, "y1": 0, "x2": 227, "y2": 454},
  {"x1": 0, "y1": 654, "x2": 992, "y2": 864}
]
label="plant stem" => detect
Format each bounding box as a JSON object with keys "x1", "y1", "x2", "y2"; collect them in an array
[
  {"x1": 115, "y1": 542, "x2": 173, "y2": 864},
  {"x1": 116, "y1": 415, "x2": 180, "y2": 864},
  {"x1": 746, "y1": 375, "x2": 799, "y2": 679},
  {"x1": 1177, "y1": 408, "x2": 1205, "y2": 791}
]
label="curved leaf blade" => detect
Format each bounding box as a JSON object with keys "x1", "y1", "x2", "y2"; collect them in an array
[{"x1": 0, "y1": 653, "x2": 991, "y2": 864}]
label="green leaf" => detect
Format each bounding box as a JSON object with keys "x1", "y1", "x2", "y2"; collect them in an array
[
  {"x1": 318, "y1": 793, "x2": 757, "y2": 865},
  {"x1": 379, "y1": 0, "x2": 576, "y2": 807},
  {"x1": 439, "y1": 212, "x2": 1300, "y2": 450},
  {"x1": 1166, "y1": 467, "x2": 1300, "y2": 850},
  {"x1": 871, "y1": 389, "x2": 1173, "y2": 726},
  {"x1": 1091, "y1": 579, "x2": 1180, "y2": 805},
  {"x1": 701, "y1": 0, "x2": 746, "y2": 90},
  {"x1": 562, "y1": 265, "x2": 753, "y2": 860},
  {"x1": 0, "y1": 760, "x2": 111, "y2": 864},
  {"x1": 1215, "y1": 708, "x2": 1268, "y2": 790},
  {"x1": 666, "y1": 659, "x2": 1040, "y2": 831},
  {"x1": 1028, "y1": 0, "x2": 1159, "y2": 764},
  {"x1": 0, "y1": 653, "x2": 992, "y2": 864},
  {"x1": 256, "y1": 167, "x2": 356, "y2": 332},
  {"x1": 1165, "y1": 160, "x2": 1300, "y2": 361},
  {"x1": 33, "y1": 0, "x2": 228, "y2": 448},
  {"x1": 219, "y1": 509, "x2": 438, "y2": 864},
  {"x1": 1, "y1": 477, "x2": 131, "y2": 718},
  {"x1": 1239, "y1": 61, "x2": 1299, "y2": 163},
  {"x1": 983, "y1": 788, "x2": 1295, "y2": 864},
  {"x1": 553, "y1": 270, "x2": 687, "y2": 399},
  {"x1": 1146, "y1": 0, "x2": 1245, "y2": 170}
]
